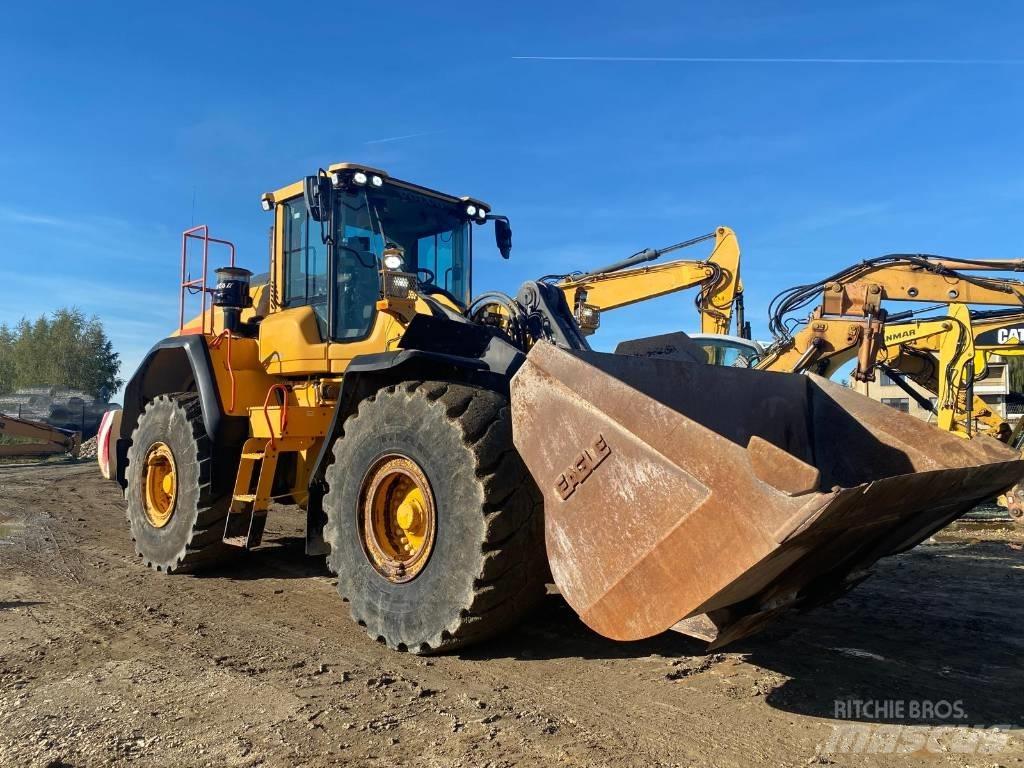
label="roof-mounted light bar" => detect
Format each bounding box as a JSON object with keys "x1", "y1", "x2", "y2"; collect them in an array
[{"x1": 332, "y1": 169, "x2": 384, "y2": 188}]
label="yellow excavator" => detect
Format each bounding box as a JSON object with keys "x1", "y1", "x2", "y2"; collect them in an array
[
  {"x1": 559, "y1": 241, "x2": 1024, "y2": 517},
  {"x1": 861, "y1": 308, "x2": 1005, "y2": 438},
  {"x1": 547, "y1": 236, "x2": 1012, "y2": 428},
  {"x1": 947, "y1": 309, "x2": 1024, "y2": 441},
  {"x1": 753, "y1": 255, "x2": 1024, "y2": 377},
  {"x1": 906, "y1": 309, "x2": 1024, "y2": 519},
  {"x1": 100, "y1": 163, "x2": 1024, "y2": 652}
]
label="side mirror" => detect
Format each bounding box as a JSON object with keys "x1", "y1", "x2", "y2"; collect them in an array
[
  {"x1": 303, "y1": 175, "x2": 333, "y2": 222},
  {"x1": 493, "y1": 217, "x2": 512, "y2": 260}
]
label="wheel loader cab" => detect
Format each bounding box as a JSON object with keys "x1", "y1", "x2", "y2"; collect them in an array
[{"x1": 259, "y1": 164, "x2": 488, "y2": 375}]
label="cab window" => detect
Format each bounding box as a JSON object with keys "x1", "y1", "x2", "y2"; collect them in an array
[
  {"x1": 334, "y1": 192, "x2": 382, "y2": 339},
  {"x1": 282, "y1": 199, "x2": 328, "y2": 335},
  {"x1": 417, "y1": 229, "x2": 469, "y2": 302}
]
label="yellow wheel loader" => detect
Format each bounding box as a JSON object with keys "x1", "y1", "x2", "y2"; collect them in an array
[{"x1": 105, "y1": 163, "x2": 1024, "y2": 652}]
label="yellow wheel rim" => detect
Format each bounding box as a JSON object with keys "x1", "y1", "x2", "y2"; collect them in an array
[
  {"x1": 143, "y1": 442, "x2": 177, "y2": 528},
  {"x1": 360, "y1": 455, "x2": 436, "y2": 583}
]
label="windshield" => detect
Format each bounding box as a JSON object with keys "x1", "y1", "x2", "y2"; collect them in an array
[
  {"x1": 333, "y1": 184, "x2": 472, "y2": 306},
  {"x1": 696, "y1": 338, "x2": 762, "y2": 368}
]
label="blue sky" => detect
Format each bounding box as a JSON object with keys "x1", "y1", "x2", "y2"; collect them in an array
[{"x1": 3, "y1": 2, "x2": 1024, "y2": 396}]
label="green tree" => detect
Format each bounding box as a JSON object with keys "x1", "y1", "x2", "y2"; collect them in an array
[
  {"x1": 0, "y1": 308, "x2": 122, "y2": 399},
  {"x1": 0, "y1": 324, "x2": 14, "y2": 394},
  {"x1": 1009, "y1": 357, "x2": 1024, "y2": 394}
]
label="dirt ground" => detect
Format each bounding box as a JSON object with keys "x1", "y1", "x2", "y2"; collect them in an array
[{"x1": 1, "y1": 463, "x2": 1023, "y2": 767}]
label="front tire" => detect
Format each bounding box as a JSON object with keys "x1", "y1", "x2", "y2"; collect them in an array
[
  {"x1": 323, "y1": 381, "x2": 546, "y2": 653},
  {"x1": 125, "y1": 393, "x2": 235, "y2": 573}
]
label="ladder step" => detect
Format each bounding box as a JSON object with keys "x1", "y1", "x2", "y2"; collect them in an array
[
  {"x1": 223, "y1": 509, "x2": 268, "y2": 550},
  {"x1": 233, "y1": 493, "x2": 257, "y2": 503},
  {"x1": 241, "y1": 452, "x2": 265, "y2": 460}
]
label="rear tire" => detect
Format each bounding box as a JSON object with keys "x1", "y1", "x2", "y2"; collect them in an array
[
  {"x1": 125, "y1": 393, "x2": 235, "y2": 573},
  {"x1": 323, "y1": 381, "x2": 546, "y2": 653}
]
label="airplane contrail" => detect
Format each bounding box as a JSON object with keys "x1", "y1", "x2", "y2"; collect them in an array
[
  {"x1": 365, "y1": 131, "x2": 442, "y2": 145},
  {"x1": 512, "y1": 55, "x2": 1024, "y2": 65}
]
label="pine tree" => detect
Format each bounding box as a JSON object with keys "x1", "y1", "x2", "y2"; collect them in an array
[
  {"x1": 0, "y1": 324, "x2": 14, "y2": 395},
  {"x1": 1009, "y1": 357, "x2": 1024, "y2": 394}
]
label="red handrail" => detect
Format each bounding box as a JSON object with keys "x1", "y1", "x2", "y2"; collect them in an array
[
  {"x1": 179, "y1": 225, "x2": 236, "y2": 334},
  {"x1": 262, "y1": 384, "x2": 290, "y2": 448},
  {"x1": 208, "y1": 330, "x2": 236, "y2": 412}
]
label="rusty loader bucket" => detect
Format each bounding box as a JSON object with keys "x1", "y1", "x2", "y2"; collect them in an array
[{"x1": 510, "y1": 343, "x2": 1024, "y2": 648}]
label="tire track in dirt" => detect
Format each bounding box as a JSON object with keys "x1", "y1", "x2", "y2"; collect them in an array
[{"x1": 1, "y1": 464, "x2": 1022, "y2": 767}]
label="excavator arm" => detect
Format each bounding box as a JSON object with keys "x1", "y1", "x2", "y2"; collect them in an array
[
  {"x1": 760, "y1": 256, "x2": 1024, "y2": 380},
  {"x1": 762, "y1": 301, "x2": 1022, "y2": 441},
  {"x1": 555, "y1": 226, "x2": 744, "y2": 336},
  {"x1": 864, "y1": 305, "x2": 977, "y2": 436},
  {"x1": 928, "y1": 310, "x2": 1024, "y2": 437},
  {"x1": 0, "y1": 413, "x2": 81, "y2": 458}
]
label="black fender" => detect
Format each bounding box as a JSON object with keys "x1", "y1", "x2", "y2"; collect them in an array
[
  {"x1": 116, "y1": 335, "x2": 248, "y2": 494},
  {"x1": 304, "y1": 314, "x2": 525, "y2": 555}
]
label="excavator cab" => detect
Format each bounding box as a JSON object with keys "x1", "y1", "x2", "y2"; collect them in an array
[{"x1": 688, "y1": 334, "x2": 765, "y2": 368}]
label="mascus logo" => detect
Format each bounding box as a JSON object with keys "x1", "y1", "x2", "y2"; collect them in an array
[{"x1": 555, "y1": 434, "x2": 611, "y2": 500}]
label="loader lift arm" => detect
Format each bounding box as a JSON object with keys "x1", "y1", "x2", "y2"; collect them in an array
[{"x1": 552, "y1": 226, "x2": 745, "y2": 337}]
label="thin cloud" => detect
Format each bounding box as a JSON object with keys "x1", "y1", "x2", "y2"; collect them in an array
[
  {"x1": 513, "y1": 55, "x2": 1024, "y2": 65},
  {"x1": 365, "y1": 130, "x2": 443, "y2": 145},
  {"x1": 0, "y1": 206, "x2": 78, "y2": 229},
  {"x1": 0, "y1": 204, "x2": 169, "y2": 265},
  {"x1": 0, "y1": 204, "x2": 146, "y2": 233},
  {"x1": 0, "y1": 270, "x2": 177, "y2": 317}
]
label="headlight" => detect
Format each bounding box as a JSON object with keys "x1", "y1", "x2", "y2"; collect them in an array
[
  {"x1": 370, "y1": 175, "x2": 384, "y2": 187},
  {"x1": 383, "y1": 253, "x2": 404, "y2": 270},
  {"x1": 260, "y1": 197, "x2": 273, "y2": 211},
  {"x1": 466, "y1": 204, "x2": 477, "y2": 217},
  {"x1": 477, "y1": 208, "x2": 487, "y2": 219},
  {"x1": 331, "y1": 172, "x2": 343, "y2": 187},
  {"x1": 353, "y1": 171, "x2": 368, "y2": 185}
]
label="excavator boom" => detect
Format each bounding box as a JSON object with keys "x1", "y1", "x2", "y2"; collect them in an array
[
  {"x1": 759, "y1": 256, "x2": 1024, "y2": 379},
  {"x1": 555, "y1": 226, "x2": 743, "y2": 336}
]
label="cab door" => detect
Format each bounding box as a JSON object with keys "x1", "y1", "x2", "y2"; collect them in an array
[{"x1": 260, "y1": 196, "x2": 330, "y2": 375}]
